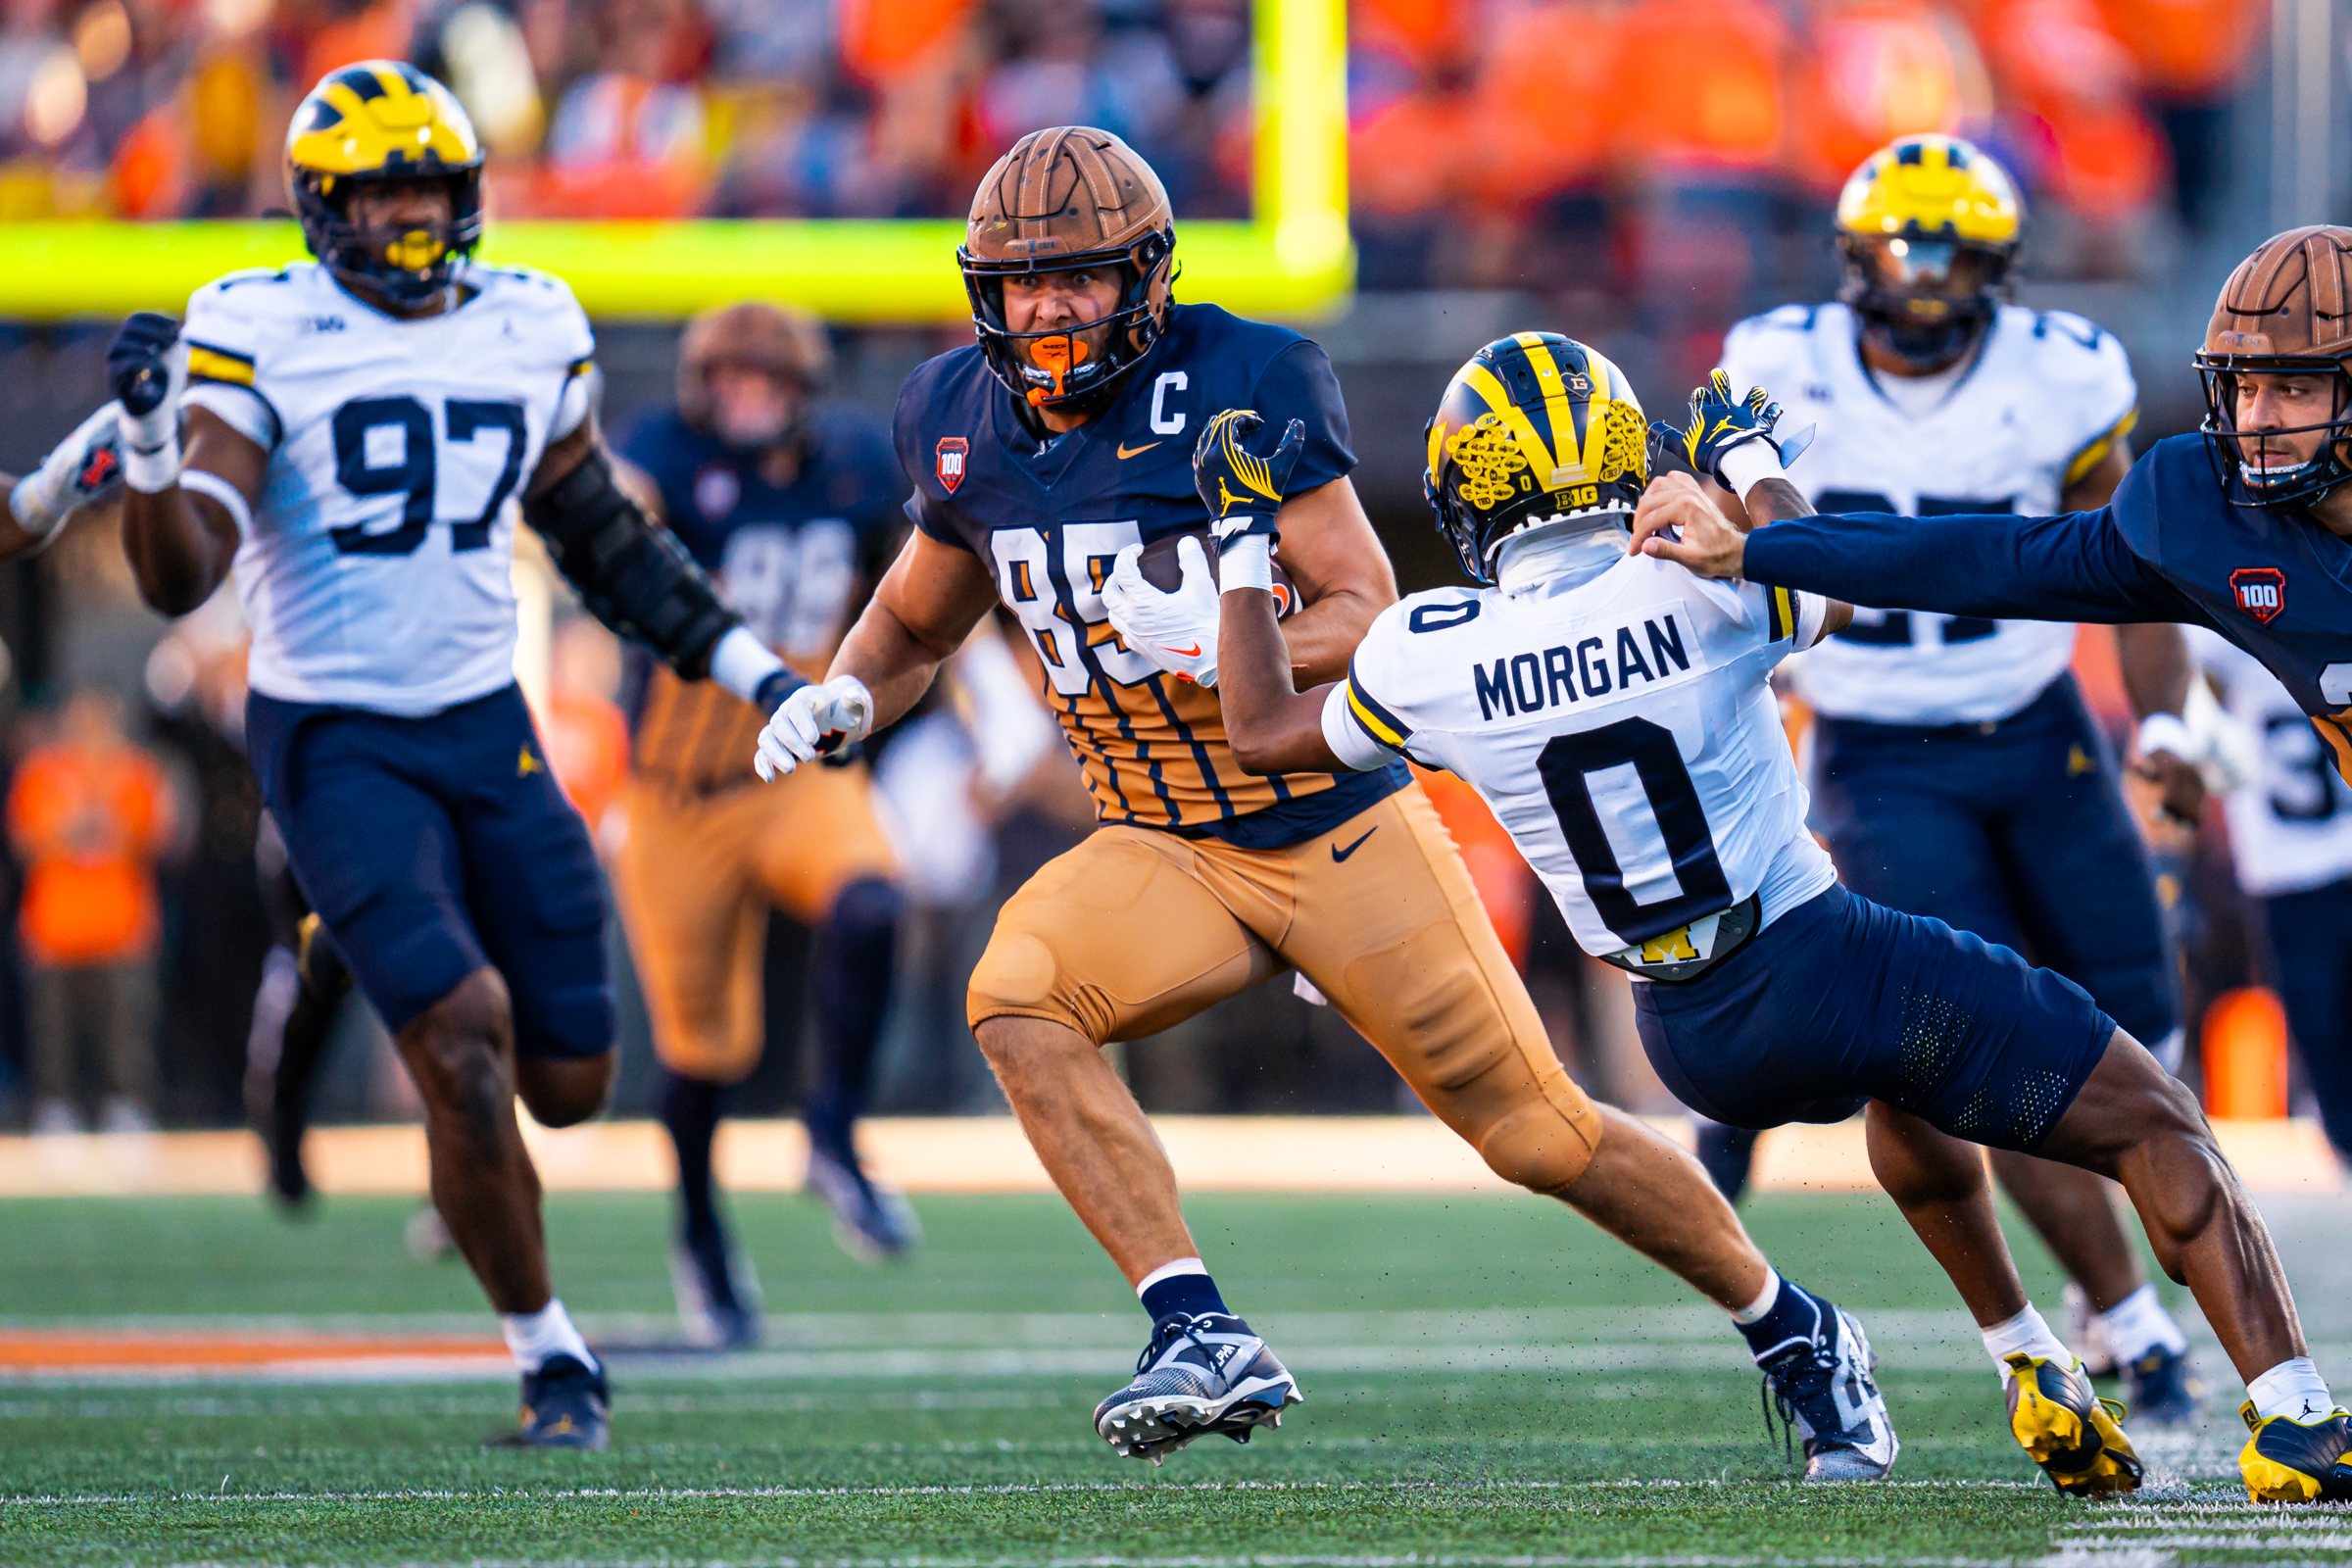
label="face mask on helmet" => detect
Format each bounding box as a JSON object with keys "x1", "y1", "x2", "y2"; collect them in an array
[
  {"x1": 1840, "y1": 234, "x2": 2008, "y2": 372},
  {"x1": 2196, "y1": 361, "x2": 2352, "y2": 510},
  {"x1": 299, "y1": 170, "x2": 483, "y2": 308},
  {"x1": 962, "y1": 233, "x2": 1173, "y2": 417}
]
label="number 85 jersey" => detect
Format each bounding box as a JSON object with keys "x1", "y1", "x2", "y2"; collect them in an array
[
  {"x1": 180, "y1": 260, "x2": 595, "y2": 715},
  {"x1": 1327, "y1": 555, "x2": 1839, "y2": 972}
]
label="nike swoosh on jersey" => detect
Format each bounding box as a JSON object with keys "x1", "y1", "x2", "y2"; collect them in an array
[
  {"x1": 1163, "y1": 643, "x2": 1201, "y2": 657},
  {"x1": 1331, "y1": 827, "x2": 1377, "y2": 861},
  {"x1": 1117, "y1": 441, "x2": 1162, "y2": 460}
]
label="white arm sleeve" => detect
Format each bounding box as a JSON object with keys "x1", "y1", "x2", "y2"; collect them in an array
[{"x1": 1793, "y1": 589, "x2": 1833, "y2": 652}]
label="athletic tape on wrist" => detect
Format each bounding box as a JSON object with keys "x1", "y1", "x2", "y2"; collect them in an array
[
  {"x1": 122, "y1": 436, "x2": 181, "y2": 495},
  {"x1": 7, "y1": 476, "x2": 58, "y2": 536},
  {"x1": 1717, "y1": 440, "x2": 1786, "y2": 498},
  {"x1": 1220, "y1": 534, "x2": 1274, "y2": 593},
  {"x1": 2135, "y1": 711, "x2": 2192, "y2": 760}
]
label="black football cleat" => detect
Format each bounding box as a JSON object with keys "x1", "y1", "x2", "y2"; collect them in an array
[
  {"x1": 2121, "y1": 1344, "x2": 2201, "y2": 1429},
  {"x1": 1755, "y1": 1297, "x2": 1898, "y2": 1480},
  {"x1": 490, "y1": 1353, "x2": 610, "y2": 1450},
  {"x1": 668, "y1": 1227, "x2": 761, "y2": 1349},
  {"x1": 2239, "y1": 1399, "x2": 2352, "y2": 1502}
]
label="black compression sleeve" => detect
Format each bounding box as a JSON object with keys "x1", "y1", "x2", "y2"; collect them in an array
[{"x1": 524, "y1": 447, "x2": 741, "y2": 679}]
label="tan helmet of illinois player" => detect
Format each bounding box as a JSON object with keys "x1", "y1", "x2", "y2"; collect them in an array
[
  {"x1": 2194, "y1": 224, "x2": 2352, "y2": 510},
  {"x1": 957, "y1": 126, "x2": 1176, "y2": 415}
]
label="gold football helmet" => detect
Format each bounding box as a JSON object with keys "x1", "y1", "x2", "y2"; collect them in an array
[
  {"x1": 286, "y1": 61, "x2": 485, "y2": 306},
  {"x1": 1835, "y1": 134, "x2": 2022, "y2": 371},
  {"x1": 1425, "y1": 333, "x2": 1647, "y2": 583}
]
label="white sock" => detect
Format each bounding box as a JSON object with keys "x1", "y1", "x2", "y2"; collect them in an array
[
  {"x1": 500, "y1": 1298, "x2": 597, "y2": 1375},
  {"x1": 2249, "y1": 1357, "x2": 2335, "y2": 1423},
  {"x1": 1731, "y1": 1269, "x2": 1782, "y2": 1325},
  {"x1": 1135, "y1": 1256, "x2": 1208, "y2": 1298},
  {"x1": 1981, "y1": 1302, "x2": 2073, "y2": 1380},
  {"x1": 2094, "y1": 1283, "x2": 2189, "y2": 1365}
]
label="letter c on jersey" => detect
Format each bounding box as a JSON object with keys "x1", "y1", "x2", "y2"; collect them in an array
[{"x1": 1150, "y1": 371, "x2": 1188, "y2": 435}]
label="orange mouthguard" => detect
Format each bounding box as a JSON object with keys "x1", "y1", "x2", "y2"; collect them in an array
[{"x1": 1025, "y1": 336, "x2": 1089, "y2": 406}]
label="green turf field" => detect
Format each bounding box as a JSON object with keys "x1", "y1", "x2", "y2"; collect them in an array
[{"x1": 2, "y1": 1186, "x2": 2347, "y2": 1565}]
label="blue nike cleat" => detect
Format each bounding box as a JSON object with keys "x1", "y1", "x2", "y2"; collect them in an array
[
  {"x1": 2121, "y1": 1344, "x2": 2201, "y2": 1429},
  {"x1": 1094, "y1": 1312, "x2": 1302, "y2": 1464},
  {"x1": 2239, "y1": 1399, "x2": 2352, "y2": 1502},
  {"x1": 2006, "y1": 1352, "x2": 2140, "y2": 1496},
  {"x1": 806, "y1": 1135, "x2": 921, "y2": 1261},
  {"x1": 490, "y1": 1353, "x2": 610, "y2": 1450},
  {"x1": 1755, "y1": 1298, "x2": 1899, "y2": 1479},
  {"x1": 668, "y1": 1228, "x2": 762, "y2": 1349}
]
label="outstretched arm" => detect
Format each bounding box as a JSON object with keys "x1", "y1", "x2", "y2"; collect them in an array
[{"x1": 1215, "y1": 538, "x2": 1348, "y2": 777}]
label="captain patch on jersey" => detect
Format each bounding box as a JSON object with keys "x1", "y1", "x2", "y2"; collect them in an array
[
  {"x1": 182, "y1": 259, "x2": 596, "y2": 714},
  {"x1": 1720, "y1": 301, "x2": 2136, "y2": 725}
]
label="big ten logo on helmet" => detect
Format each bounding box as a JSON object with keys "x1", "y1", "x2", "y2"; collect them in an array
[
  {"x1": 2231, "y1": 566, "x2": 2285, "y2": 624},
  {"x1": 937, "y1": 437, "x2": 969, "y2": 495}
]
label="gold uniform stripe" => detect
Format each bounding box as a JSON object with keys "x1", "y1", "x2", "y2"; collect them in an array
[
  {"x1": 568, "y1": 357, "x2": 594, "y2": 378},
  {"x1": 2062, "y1": 407, "x2": 2140, "y2": 490},
  {"x1": 1347, "y1": 683, "x2": 1406, "y2": 750},
  {"x1": 187, "y1": 345, "x2": 255, "y2": 386},
  {"x1": 2319, "y1": 712, "x2": 2352, "y2": 788},
  {"x1": 1773, "y1": 585, "x2": 1795, "y2": 641}
]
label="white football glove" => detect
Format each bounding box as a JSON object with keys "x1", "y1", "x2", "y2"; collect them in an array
[
  {"x1": 754, "y1": 674, "x2": 874, "y2": 782},
  {"x1": 1102, "y1": 537, "x2": 1220, "y2": 687},
  {"x1": 9, "y1": 401, "x2": 125, "y2": 540}
]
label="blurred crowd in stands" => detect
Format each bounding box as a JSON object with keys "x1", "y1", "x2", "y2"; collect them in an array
[{"x1": 0, "y1": 0, "x2": 2269, "y2": 288}]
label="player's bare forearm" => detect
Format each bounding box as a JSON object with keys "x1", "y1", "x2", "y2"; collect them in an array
[
  {"x1": 121, "y1": 408, "x2": 262, "y2": 615},
  {"x1": 1217, "y1": 582, "x2": 1345, "y2": 776},
  {"x1": 122, "y1": 485, "x2": 237, "y2": 614},
  {"x1": 830, "y1": 528, "x2": 1001, "y2": 729},
  {"x1": 2117, "y1": 623, "x2": 2189, "y2": 721},
  {"x1": 1269, "y1": 476, "x2": 1396, "y2": 685},
  {"x1": 1742, "y1": 477, "x2": 1815, "y2": 524},
  {"x1": 0, "y1": 479, "x2": 46, "y2": 563}
]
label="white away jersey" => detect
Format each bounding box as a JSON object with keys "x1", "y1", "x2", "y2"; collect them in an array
[
  {"x1": 181, "y1": 260, "x2": 595, "y2": 714},
  {"x1": 1719, "y1": 301, "x2": 2137, "y2": 725},
  {"x1": 2186, "y1": 626, "x2": 2352, "y2": 897},
  {"x1": 1328, "y1": 557, "x2": 1838, "y2": 969}
]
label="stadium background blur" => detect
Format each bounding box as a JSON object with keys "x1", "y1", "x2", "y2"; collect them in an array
[{"x1": 0, "y1": 0, "x2": 2319, "y2": 1145}]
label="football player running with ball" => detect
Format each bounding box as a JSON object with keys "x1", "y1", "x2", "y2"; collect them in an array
[
  {"x1": 758, "y1": 126, "x2": 1899, "y2": 1478},
  {"x1": 1707, "y1": 135, "x2": 2201, "y2": 1422},
  {"x1": 106, "y1": 63, "x2": 811, "y2": 1448},
  {"x1": 1214, "y1": 331, "x2": 2332, "y2": 1502},
  {"x1": 1631, "y1": 231, "x2": 2352, "y2": 1497}
]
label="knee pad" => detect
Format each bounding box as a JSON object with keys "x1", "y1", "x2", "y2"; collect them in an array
[
  {"x1": 1471, "y1": 1080, "x2": 1604, "y2": 1197},
  {"x1": 966, "y1": 929, "x2": 1109, "y2": 1042}
]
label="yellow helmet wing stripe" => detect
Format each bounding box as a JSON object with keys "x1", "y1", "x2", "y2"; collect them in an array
[
  {"x1": 1459, "y1": 361, "x2": 1560, "y2": 478},
  {"x1": 1513, "y1": 332, "x2": 1588, "y2": 481}
]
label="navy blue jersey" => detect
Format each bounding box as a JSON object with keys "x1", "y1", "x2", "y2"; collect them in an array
[
  {"x1": 1744, "y1": 432, "x2": 2352, "y2": 778},
  {"x1": 894, "y1": 301, "x2": 1406, "y2": 845},
  {"x1": 617, "y1": 402, "x2": 906, "y2": 792}
]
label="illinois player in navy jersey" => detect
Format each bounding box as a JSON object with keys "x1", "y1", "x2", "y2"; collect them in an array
[
  {"x1": 612, "y1": 301, "x2": 912, "y2": 1345},
  {"x1": 101, "y1": 63, "x2": 812, "y2": 1448},
  {"x1": 757, "y1": 127, "x2": 1902, "y2": 1479},
  {"x1": 1708, "y1": 136, "x2": 2201, "y2": 1422},
  {"x1": 1639, "y1": 223, "x2": 2352, "y2": 1500}
]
